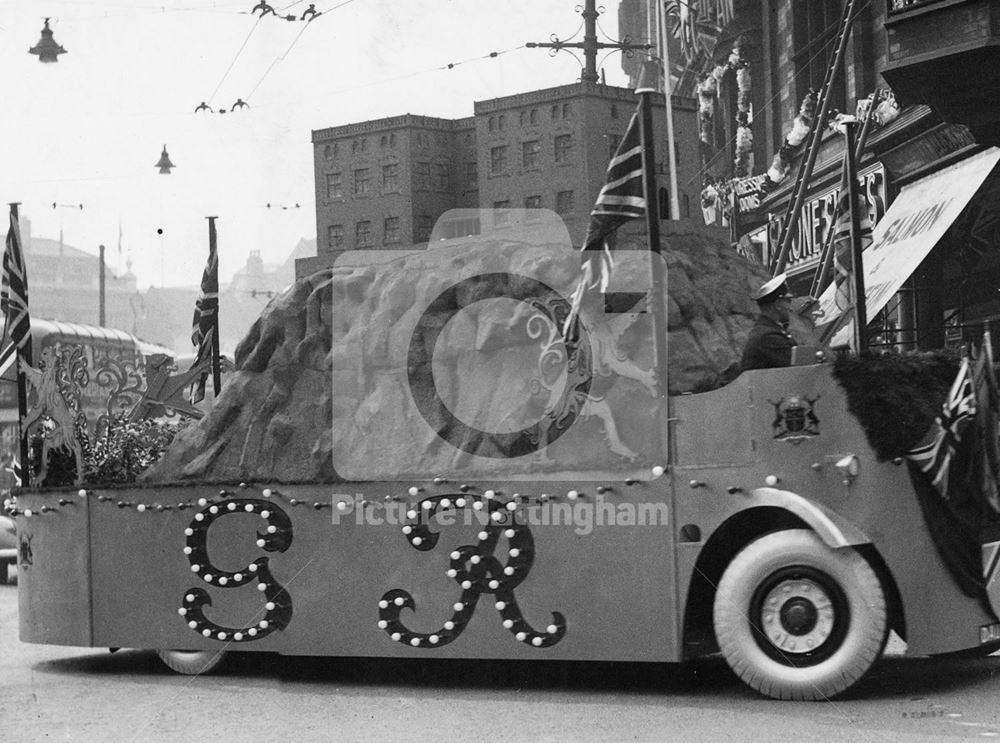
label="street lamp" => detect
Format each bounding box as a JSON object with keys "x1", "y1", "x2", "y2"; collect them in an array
[{"x1": 29, "y1": 18, "x2": 67, "y2": 63}]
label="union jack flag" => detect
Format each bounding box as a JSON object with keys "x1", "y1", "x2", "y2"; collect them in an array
[
  {"x1": 564, "y1": 107, "x2": 645, "y2": 334},
  {"x1": 830, "y1": 146, "x2": 873, "y2": 313},
  {"x1": 190, "y1": 228, "x2": 219, "y2": 404},
  {"x1": 906, "y1": 357, "x2": 976, "y2": 498},
  {"x1": 0, "y1": 208, "x2": 32, "y2": 376}
]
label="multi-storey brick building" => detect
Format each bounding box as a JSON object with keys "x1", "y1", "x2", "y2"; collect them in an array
[{"x1": 302, "y1": 81, "x2": 699, "y2": 276}]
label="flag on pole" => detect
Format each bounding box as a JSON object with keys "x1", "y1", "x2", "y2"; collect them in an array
[
  {"x1": 190, "y1": 231, "x2": 219, "y2": 404},
  {"x1": 906, "y1": 357, "x2": 976, "y2": 497},
  {"x1": 830, "y1": 144, "x2": 873, "y2": 313},
  {"x1": 0, "y1": 208, "x2": 32, "y2": 377},
  {"x1": 564, "y1": 107, "x2": 645, "y2": 334}
]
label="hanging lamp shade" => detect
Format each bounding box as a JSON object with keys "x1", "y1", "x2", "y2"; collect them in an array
[
  {"x1": 155, "y1": 145, "x2": 175, "y2": 174},
  {"x1": 29, "y1": 18, "x2": 67, "y2": 63}
]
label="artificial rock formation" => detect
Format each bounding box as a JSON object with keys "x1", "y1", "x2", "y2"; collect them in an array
[{"x1": 146, "y1": 222, "x2": 793, "y2": 484}]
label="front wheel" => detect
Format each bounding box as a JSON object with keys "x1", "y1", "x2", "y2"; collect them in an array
[
  {"x1": 156, "y1": 649, "x2": 228, "y2": 675},
  {"x1": 713, "y1": 529, "x2": 886, "y2": 701}
]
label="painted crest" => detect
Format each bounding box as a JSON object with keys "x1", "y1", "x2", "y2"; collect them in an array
[{"x1": 770, "y1": 394, "x2": 821, "y2": 443}]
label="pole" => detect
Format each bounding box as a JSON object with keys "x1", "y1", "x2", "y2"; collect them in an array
[
  {"x1": 207, "y1": 217, "x2": 222, "y2": 396},
  {"x1": 656, "y1": 0, "x2": 681, "y2": 220},
  {"x1": 636, "y1": 62, "x2": 670, "y2": 461},
  {"x1": 842, "y1": 120, "x2": 867, "y2": 351},
  {"x1": 98, "y1": 244, "x2": 106, "y2": 326},
  {"x1": 772, "y1": 0, "x2": 858, "y2": 274}
]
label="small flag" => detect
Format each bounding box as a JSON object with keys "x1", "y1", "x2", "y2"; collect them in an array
[
  {"x1": 190, "y1": 236, "x2": 219, "y2": 404},
  {"x1": 906, "y1": 357, "x2": 976, "y2": 498},
  {"x1": 564, "y1": 107, "x2": 645, "y2": 334},
  {"x1": 830, "y1": 146, "x2": 873, "y2": 313},
  {"x1": 0, "y1": 208, "x2": 32, "y2": 376}
]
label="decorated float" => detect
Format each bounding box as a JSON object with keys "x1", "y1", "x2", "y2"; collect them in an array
[{"x1": 6, "y1": 202, "x2": 1000, "y2": 702}]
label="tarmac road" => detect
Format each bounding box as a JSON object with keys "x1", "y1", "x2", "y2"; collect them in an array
[{"x1": 4, "y1": 576, "x2": 1000, "y2": 742}]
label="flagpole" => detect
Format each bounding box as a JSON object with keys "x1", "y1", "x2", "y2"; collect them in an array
[
  {"x1": 655, "y1": 0, "x2": 681, "y2": 220},
  {"x1": 207, "y1": 216, "x2": 221, "y2": 396},
  {"x1": 842, "y1": 119, "x2": 867, "y2": 351},
  {"x1": 636, "y1": 62, "x2": 671, "y2": 460},
  {"x1": 8, "y1": 203, "x2": 30, "y2": 485}
]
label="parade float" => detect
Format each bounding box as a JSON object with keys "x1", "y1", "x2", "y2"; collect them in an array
[{"x1": 6, "y1": 203, "x2": 1000, "y2": 702}]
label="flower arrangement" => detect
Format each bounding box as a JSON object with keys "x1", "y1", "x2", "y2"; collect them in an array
[{"x1": 28, "y1": 414, "x2": 189, "y2": 487}]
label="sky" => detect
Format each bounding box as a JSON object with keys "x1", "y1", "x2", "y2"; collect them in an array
[{"x1": 0, "y1": 0, "x2": 632, "y2": 289}]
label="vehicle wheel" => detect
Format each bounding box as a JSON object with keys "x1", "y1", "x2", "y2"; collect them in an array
[
  {"x1": 713, "y1": 529, "x2": 886, "y2": 701},
  {"x1": 156, "y1": 649, "x2": 228, "y2": 675}
]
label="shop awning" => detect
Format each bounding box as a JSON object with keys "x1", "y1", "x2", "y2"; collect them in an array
[{"x1": 815, "y1": 147, "x2": 1000, "y2": 346}]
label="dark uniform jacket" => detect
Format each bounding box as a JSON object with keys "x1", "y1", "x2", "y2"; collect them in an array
[{"x1": 740, "y1": 315, "x2": 796, "y2": 371}]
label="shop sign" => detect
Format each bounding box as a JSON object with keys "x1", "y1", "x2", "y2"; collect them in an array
[{"x1": 765, "y1": 164, "x2": 887, "y2": 273}]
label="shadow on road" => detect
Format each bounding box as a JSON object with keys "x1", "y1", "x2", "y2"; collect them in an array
[{"x1": 30, "y1": 648, "x2": 1000, "y2": 701}]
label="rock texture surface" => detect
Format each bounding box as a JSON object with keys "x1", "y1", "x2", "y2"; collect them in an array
[{"x1": 146, "y1": 223, "x2": 795, "y2": 483}]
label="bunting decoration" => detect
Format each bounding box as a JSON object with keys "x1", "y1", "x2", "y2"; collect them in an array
[
  {"x1": 563, "y1": 107, "x2": 645, "y2": 335},
  {"x1": 190, "y1": 220, "x2": 220, "y2": 404}
]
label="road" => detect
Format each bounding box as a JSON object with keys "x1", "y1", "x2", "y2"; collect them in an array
[{"x1": 4, "y1": 575, "x2": 1000, "y2": 742}]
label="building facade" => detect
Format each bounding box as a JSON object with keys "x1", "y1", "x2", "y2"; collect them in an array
[
  {"x1": 618, "y1": 0, "x2": 1000, "y2": 351},
  {"x1": 304, "y1": 81, "x2": 699, "y2": 275}
]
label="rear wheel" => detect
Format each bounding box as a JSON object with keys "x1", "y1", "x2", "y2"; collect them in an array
[
  {"x1": 713, "y1": 529, "x2": 886, "y2": 700},
  {"x1": 156, "y1": 649, "x2": 228, "y2": 675}
]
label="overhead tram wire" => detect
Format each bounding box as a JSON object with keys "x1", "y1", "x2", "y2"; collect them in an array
[
  {"x1": 204, "y1": 0, "x2": 357, "y2": 110},
  {"x1": 205, "y1": 15, "x2": 264, "y2": 109}
]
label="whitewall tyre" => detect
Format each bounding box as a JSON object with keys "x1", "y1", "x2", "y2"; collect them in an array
[
  {"x1": 713, "y1": 529, "x2": 887, "y2": 701},
  {"x1": 156, "y1": 649, "x2": 228, "y2": 675}
]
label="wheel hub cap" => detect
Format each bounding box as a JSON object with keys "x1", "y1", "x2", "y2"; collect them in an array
[{"x1": 760, "y1": 577, "x2": 835, "y2": 654}]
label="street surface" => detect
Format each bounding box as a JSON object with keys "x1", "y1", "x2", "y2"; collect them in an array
[{"x1": 4, "y1": 575, "x2": 1000, "y2": 742}]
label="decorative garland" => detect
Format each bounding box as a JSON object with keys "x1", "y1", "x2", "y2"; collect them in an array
[
  {"x1": 697, "y1": 41, "x2": 753, "y2": 225},
  {"x1": 757, "y1": 90, "x2": 817, "y2": 200}
]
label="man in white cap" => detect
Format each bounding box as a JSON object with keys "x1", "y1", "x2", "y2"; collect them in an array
[{"x1": 740, "y1": 273, "x2": 798, "y2": 371}]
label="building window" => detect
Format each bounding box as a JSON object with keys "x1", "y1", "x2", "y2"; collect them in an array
[
  {"x1": 562, "y1": 103, "x2": 571, "y2": 118},
  {"x1": 490, "y1": 145, "x2": 507, "y2": 174},
  {"x1": 323, "y1": 144, "x2": 332, "y2": 160},
  {"x1": 610, "y1": 103, "x2": 619, "y2": 119},
  {"x1": 415, "y1": 214, "x2": 433, "y2": 243},
  {"x1": 415, "y1": 161, "x2": 431, "y2": 190},
  {"x1": 352, "y1": 140, "x2": 359, "y2": 153},
  {"x1": 390, "y1": 133, "x2": 396, "y2": 148},
  {"x1": 434, "y1": 162, "x2": 450, "y2": 191},
  {"x1": 554, "y1": 134, "x2": 573, "y2": 163},
  {"x1": 793, "y1": 3, "x2": 845, "y2": 113},
  {"x1": 465, "y1": 161, "x2": 478, "y2": 187},
  {"x1": 383, "y1": 216, "x2": 400, "y2": 244},
  {"x1": 489, "y1": 116, "x2": 496, "y2": 132},
  {"x1": 551, "y1": 104, "x2": 559, "y2": 120},
  {"x1": 356, "y1": 220, "x2": 372, "y2": 247},
  {"x1": 519, "y1": 110, "x2": 528, "y2": 126},
  {"x1": 382, "y1": 163, "x2": 399, "y2": 193},
  {"x1": 380, "y1": 135, "x2": 387, "y2": 148},
  {"x1": 327, "y1": 224, "x2": 343, "y2": 250},
  {"x1": 529, "y1": 108, "x2": 538, "y2": 125},
  {"x1": 360, "y1": 138, "x2": 368, "y2": 152},
  {"x1": 498, "y1": 114, "x2": 505, "y2": 130},
  {"x1": 524, "y1": 195, "x2": 542, "y2": 209},
  {"x1": 522, "y1": 140, "x2": 540, "y2": 169},
  {"x1": 353, "y1": 168, "x2": 371, "y2": 195},
  {"x1": 325, "y1": 172, "x2": 343, "y2": 199},
  {"x1": 607, "y1": 133, "x2": 622, "y2": 160},
  {"x1": 556, "y1": 190, "x2": 575, "y2": 215}
]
